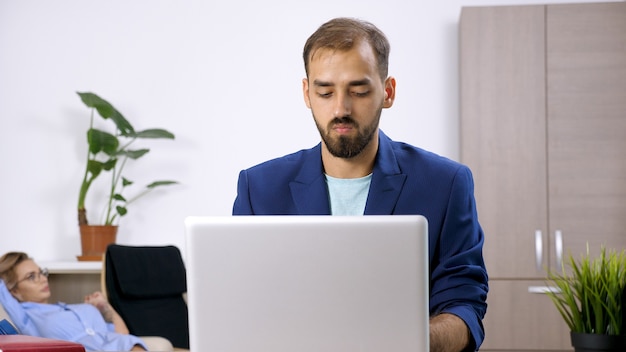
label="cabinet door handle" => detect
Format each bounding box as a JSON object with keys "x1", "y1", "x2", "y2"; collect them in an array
[
  {"x1": 528, "y1": 285, "x2": 560, "y2": 294},
  {"x1": 535, "y1": 230, "x2": 543, "y2": 271},
  {"x1": 555, "y1": 230, "x2": 563, "y2": 268}
]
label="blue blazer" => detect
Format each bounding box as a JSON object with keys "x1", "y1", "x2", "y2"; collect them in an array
[{"x1": 233, "y1": 130, "x2": 488, "y2": 350}]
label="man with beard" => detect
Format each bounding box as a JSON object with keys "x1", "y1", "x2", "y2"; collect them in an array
[{"x1": 232, "y1": 17, "x2": 488, "y2": 352}]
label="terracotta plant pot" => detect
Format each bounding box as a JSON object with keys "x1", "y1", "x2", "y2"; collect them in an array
[
  {"x1": 78, "y1": 225, "x2": 118, "y2": 261},
  {"x1": 571, "y1": 332, "x2": 626, "y2": 352}
]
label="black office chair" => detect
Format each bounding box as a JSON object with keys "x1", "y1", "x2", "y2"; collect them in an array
[{"x1": 103, "y1": 244, "x2": 189, "y2": 349}]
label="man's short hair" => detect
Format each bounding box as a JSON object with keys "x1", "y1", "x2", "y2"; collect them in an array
[{"x1": 303, "y1": 17, "x2": 391, "y2": 80}]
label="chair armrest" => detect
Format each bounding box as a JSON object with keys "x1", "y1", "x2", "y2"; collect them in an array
[
  {"x1": 0, "y1": 335, "x2": 85, "y2": 351},
  {"x1": 140, "y1": 336, "x2": 174, "y2": 352}
]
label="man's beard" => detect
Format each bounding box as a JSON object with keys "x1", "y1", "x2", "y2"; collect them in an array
[{"x1": 314, "y1": 111, "x2": 381, "y2": 159}]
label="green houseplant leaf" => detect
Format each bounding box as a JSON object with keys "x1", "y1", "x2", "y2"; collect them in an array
[
  {"x1": 545, "y1": 245, "x2": 626, "y2": 336},
  {"x1": 87, "y1": 129, "x2": 118, "y2": 155},
  {"x1": 76, "y1": 92, "x2": 178, "y2": 226},
  {"x1": 78, "y1": 92, "x2": 134, "y2": 136}
]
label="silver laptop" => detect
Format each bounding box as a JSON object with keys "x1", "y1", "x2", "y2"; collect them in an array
[{"x1": 184, "y1": 215, "x2": 429, "y2": 352}]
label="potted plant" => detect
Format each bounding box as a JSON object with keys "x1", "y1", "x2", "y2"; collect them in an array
[
  {"x1": 76, "y1": 92, "x2": 177, "y2": 260},
  {"x1": 545, "y1": 245, "x2": 626, "y2": 352}
]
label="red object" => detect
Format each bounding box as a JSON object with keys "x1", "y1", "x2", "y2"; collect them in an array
[{"x1": 0, "y1": 335, "x2": 85, "y2": 351}]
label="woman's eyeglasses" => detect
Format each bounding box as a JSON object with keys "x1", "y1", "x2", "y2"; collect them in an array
[{"x1": 11, "y1": 268, "x2": 49, "y2": 289}]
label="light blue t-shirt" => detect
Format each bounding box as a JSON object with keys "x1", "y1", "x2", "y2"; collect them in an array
[{"x1": 325, "y1": 173, "x2": 372, "y2": 215}]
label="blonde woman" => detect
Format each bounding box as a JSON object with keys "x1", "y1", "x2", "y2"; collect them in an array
[{"x1": 0, "y1": 251, "x2": 146, "y2": 351}]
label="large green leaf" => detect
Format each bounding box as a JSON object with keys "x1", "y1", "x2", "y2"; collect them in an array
[
  {"x1": 86, "y1": 160, "x2": 104, "y2": 178},
  {"x1": 102, "y1": 159, "x2": 117, "y2": 171},
  {"x1": 147, "y1": 180, "x2": 178, "y2": 188},
  {"x1": 133, "y1": 128, "x2": 175, "y2": 139},
  {"x1": 77, "y1": 92, "x2": 135, "y2": 136},
  {"x1": 78, "y1": 92, "x2": 115, "y2": 117},
  {"x1": 120, "y1": 149, "x2": 150, "y2": 159},
  {"x1": 87, "y1": 128, "x2": 118, "y2": 155},
  {"x1": 85, "y1": 159, "x2": 117, "y2": 177}
]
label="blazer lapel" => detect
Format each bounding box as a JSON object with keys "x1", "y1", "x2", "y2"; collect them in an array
[
  {"x1": 364, "y1": 173, "x2": 407, "y2": 214},
  {"x1": 289, "y1": 176, "x2": 330, "y2": 214},
  {"x1": 364, "y1": 131, "x2": 407, "y2": 215},
  {"x1": 289, "y1": 144, "x2": 331, "y2": 215}
]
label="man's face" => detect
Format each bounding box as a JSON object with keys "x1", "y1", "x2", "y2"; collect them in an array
[{"x1": 303, "y1": 41, "x2": 395, "y2": 159}]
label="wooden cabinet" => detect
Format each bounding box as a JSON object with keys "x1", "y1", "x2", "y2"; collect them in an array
[
  {"x1": 40, "y1": 261, "x2": 102, "y2": 303},
  {"x1": 459, "y1": 2, "x2": 626, "y2": 351},
  {"x1": 460, "y1": 4, "x2": 549, "y2": 280},
  {"x1": 486, "y1": 281, "x2": 570, "y2": 350},
  {"x1": 545, "y1": 3, "x2": 626, "y2": 266}
]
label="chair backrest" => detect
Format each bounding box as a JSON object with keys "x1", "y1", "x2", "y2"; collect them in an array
[{"x1": 104, "y1": 244, "x2": 189, "y2": 349}]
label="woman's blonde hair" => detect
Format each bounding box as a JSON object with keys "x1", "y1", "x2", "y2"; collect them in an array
[{"x1": 0, "y1": 252, "x2": 30, "y2": 290}]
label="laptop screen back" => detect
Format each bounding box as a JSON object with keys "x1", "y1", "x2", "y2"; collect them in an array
[{"x1": 184, "y1": 215, "x2": 429, "y2": 352}]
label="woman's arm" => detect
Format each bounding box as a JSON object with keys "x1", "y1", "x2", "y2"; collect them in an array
[
  {"x1": 0, "y1": 280, "x2": 38, "y2": 335},
  {"x1": 84, "y1": 291, "x2": 129, "y2": 334}
]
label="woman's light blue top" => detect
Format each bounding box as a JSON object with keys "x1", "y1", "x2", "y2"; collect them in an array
[{"x1": 0, "y1": 280, "x2": 146, "y2": 351}]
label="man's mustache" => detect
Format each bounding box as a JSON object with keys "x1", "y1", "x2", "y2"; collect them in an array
[{"x1": 330, "y1": 116, "x2": 357, "y2": 125}]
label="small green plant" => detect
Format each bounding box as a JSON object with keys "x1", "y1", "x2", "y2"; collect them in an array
[
  {"x1": 546, "y1": 245, "x2": 626, "y2": 335},
  {"x1": 76, "y1": 92, "x2": 178, "y2": 226}
]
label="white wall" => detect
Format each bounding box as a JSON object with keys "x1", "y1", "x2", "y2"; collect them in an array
[{"x1": 0, "y1": 0, "x2": 610, "y2": 261}]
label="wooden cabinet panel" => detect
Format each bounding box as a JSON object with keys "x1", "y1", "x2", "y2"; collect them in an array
[
  {"x1": 48, "y1": 274, "x2": 101, "y2": 303},
  {"x1": 459, "y1": 4, "x2": 549, "y2": 280},
  {"x1": 481, "y1": 280, "x2": 571, "y2": 351},
  {"x1": 546, "y1": 2, "x2": 626, "y2": 264}
]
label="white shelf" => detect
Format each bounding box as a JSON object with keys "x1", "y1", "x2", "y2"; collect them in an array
[{"x1": 39, "y1": 261, "x2": 102, "y2": 274}]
